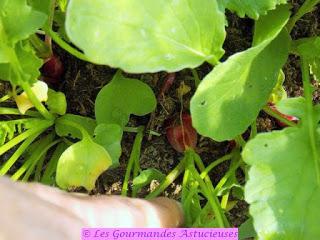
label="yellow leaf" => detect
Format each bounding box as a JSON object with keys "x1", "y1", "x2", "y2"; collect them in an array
[{"x1": 15, "y1": 81, "x2": 48, "y2": 114}]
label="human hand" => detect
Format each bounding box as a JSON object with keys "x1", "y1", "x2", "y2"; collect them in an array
[{"x1": 0, "y1": 177, "x2": 183, "y2": 240}]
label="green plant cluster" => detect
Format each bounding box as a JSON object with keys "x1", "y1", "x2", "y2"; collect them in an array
[{"x1": 1, "y1": 0, "x2": 320, "y2": 238}]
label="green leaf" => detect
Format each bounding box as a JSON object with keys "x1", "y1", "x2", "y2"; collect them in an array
[
  {"x1": 57, "y1": 0, "x2": 68, "y2": 12},
  {"x1": 0, "y1": 41, "x2": 42, "y2": 85},
  {"x1": 41, "y1": 142, "x2": 68, "y2": 185},
  {"x1": 95, "y1": 71, "x2": 156, "y2": 127},
  {"x1": 65, "y1": 0, "x2": 226, "y2": 73},
  {"x1": 55, "y1": 114, "x2": 96, "y2": 139},
  {"x1": 27, "y1": 0, "x2": 51, "y2": 16},
  {"x1": 94, "y1": 124, "x2": 123, "y2": 167},
  {"x1": 47, "y1": 89, "x2": 67, "y2": 115},
  {"x1": 243, "y1": 125, "x2": 320, "y2": 239},
  {"x1": 0, "y1": 118, "x2": 44, "y2": 146},
  {"x1": 296, "y1": 37, "x2": 320, "y2": 81},
  {"x1": 221, "y1": 0, "x2": 287, "y2": 19},
  {"x1": 276, "y1": 97, "x2": 305, "y2": 119},
  {"x1": 191, "y1": 6, "x2": 290, "y2": 141},
  {"x1": 239, "y1": 218, "x2": 256, "y2": 240},
  {"x1": 0, "y1": 0, "x2": 47, "y2": 43},
  {"x1": 56, "y1": 137, "x2": 112, "y2": 191},
  {"x1": 132, "y1": 168, "x2": 166, "y2": 193}
]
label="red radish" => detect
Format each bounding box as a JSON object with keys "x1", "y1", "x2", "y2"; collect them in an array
[
  {"x1": 41, "y1": 55, "x2": 64, "y2": 84},
  {"x1": 267, "y1": 103, "x2": 298, "y2": 127},
  {"x1": 159, "y1": 73, "x2": 175, "y2": 99},
  {"x1": 166, "y1": 113, "x2": 197, "y2": 153}
]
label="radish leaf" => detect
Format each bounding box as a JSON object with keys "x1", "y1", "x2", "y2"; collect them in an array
[
  {"x1": 56, "y1": 137, "x2": 112, "y2": 191},
  {"x1": 95, "y1": 71, "x2": 156, "y2": 127},
  {"x1": 65, "y1": 0, "x2": 226, "y2": 73},
  {"x1": 220, "y1": 0, "x2": 287, "y2": 19},
  {"x1": 94, "y1": 124, "x2": 123, "y2": 167},
  {"x1": 191, "y1": 6, "x2": 290, "y2": 141},
  {"x1": 243, "y1": 124, "x2": 320, "y2": 239}
]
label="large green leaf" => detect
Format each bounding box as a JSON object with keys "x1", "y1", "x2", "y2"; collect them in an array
[
  {"x1": 56, "y1": 138, "x2": 112, "y2": 191},
  {"x1": 0, "y1": 0, "x2": 47, "y2": 44},
  {"x1": 95, "y1": 71, "x2": 156, "y2": 127},
  {"x1": 221, "y1": 0, "x2": 287, "y2": 19},
  {"x1": 190, "y1": 6, "x2": 290, "y2": 141},
  {"x1": 65, "y1": 0, "x2": 226, "y2": 73},
  {"x1": 243, "y1": 125, "x2": 320, "y2": 239}
]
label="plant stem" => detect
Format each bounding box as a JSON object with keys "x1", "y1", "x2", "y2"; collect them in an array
[
  {"x1": 0, "y1": 94, "x2": 11, "y2": 103},
  {"x1": 122, "y1": 127, "x2": 144, "y2": 197},
  {"x1": 13, "y1": 134, "x2": 56, "y2": 181},
  {"x1": 41, "y1": 142, "x2": 68, "y2": 185},
  {"x1": 0, "y1": 133, "x2": 39, "y2": 176},
  {"x1": 191, "y1": 68, "x2": 201, "y2": 88},
  {"x1": 200, "y1": 153, "x2": 232, "y2": 179},
  {"x1": 250, "y1": 120, "x2": 257, "y2": 139},
  {"x1": 145, "y1": 158, "x2": 185, "y2": 199},
  {"x1": 221, "y1": 192, "x2": 230, "y2": 210},
  {"x1": 181, "y1": 152, "x2": 191, "y2": 202},
  {"x1": 214, "y1": 160, "x2": 240, "y2": 195},
  {"x1": 287, "y1": 0, "x2": 320, "y2": 32},
  {"x1": 263, "y1": 106, "x2": 297, "y2": 127},
  {"x1": 45, "y1": 27, "x2": 89, "y2": 62},
  {"x1": 235, "y1": 135, "x2": 246, "y2": 148},
  {"x1": 132, "y1": 127, "x2": 144, "y2": 197},
  {"x1": 0, "y1": 107, "x2": 41, "y2": 117},
  {"x1": 29, "y1": 34, "x2": 51, "y2": 59},
  {"x1": 188, "y1": 164, "x2": 225, "y2": 227},
  {"x1": 11, "y1": 133, "x2": 55, "y2": 181},
  {"x1": 44, "y1": 0, "x2": 56, "y2": 53},
  {"x1": 28, "y1": 139, "x2": 61, "y2": 182},
  {"x1": 192, "y1": 150, "x2": 230, "y2": 227},
  {"x1": 301, "y1": 57, "x2": 320, "y2": 185}
]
